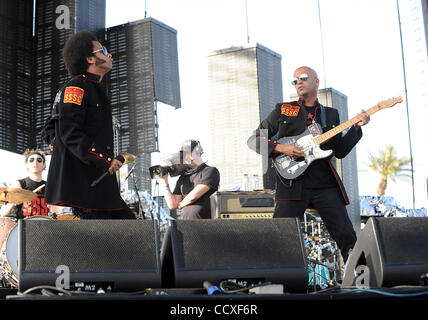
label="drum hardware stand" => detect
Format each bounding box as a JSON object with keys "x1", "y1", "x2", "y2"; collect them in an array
[
  {"x1": 153, "y1": 180, "x2": 163, "y2": 222},
  {"x1": 125, "y1": 164, "x2": 146, "y2": 220},
  {"x1": 303, "y1": 210, "x2": 341, "y2": 291},
  {"x1": 153, "y1": 180, "x2": 164, "y2": 243},
  {"x1": 308, "y1": 257, "x2": 339, "y2": 292}
]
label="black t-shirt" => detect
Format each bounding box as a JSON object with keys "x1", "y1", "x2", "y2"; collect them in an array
[
  {"x1": 303, "y1": 106, "x2": 336, "y2": 188},
  {"x1": 173, "y1": 163, "x2": 220, "y2": 219},
  {"x1": 15, "y1": 177, "x2": 49, "y2": 219}
]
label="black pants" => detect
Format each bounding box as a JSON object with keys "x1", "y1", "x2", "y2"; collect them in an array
[{"x1": 274, "y1": 187, "x2": 357, "y2": 262}]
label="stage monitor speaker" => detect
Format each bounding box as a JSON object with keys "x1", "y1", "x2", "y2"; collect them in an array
[
  {"x1": 210, "y1": 190, "x2": 275, "y2": 219},
  {"x1": 161, "y1": 218, "x2": 308, "y2": 293},
  {"x1": 342, "y1": 217, "x2": 428, "y2": 288},
  {"x1": 19, "y1": 219, "x2": 162, "y2": 292}
]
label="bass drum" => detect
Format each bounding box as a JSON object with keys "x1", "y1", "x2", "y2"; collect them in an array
[
  {"x1": 0, "y1": 217, "x2": 17, "y2": 251},
  {"x1": 0, "y1": 216, "x2": 52, "y2": 287}
]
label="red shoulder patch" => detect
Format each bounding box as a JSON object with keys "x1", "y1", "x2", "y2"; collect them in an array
[
  {"x1": 63, "y1": 86, "x2": 84, "y2": 106},
  {"x1": 281, "y1": 104, "x2": 300, "y2": 117}
]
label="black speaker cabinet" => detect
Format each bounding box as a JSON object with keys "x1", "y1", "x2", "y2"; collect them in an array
[
  {"x1": 161, "y1": 218, "x2": 308, "y2": 292},
  {"x1": 210, "y1": 190, "x2": 275, "y2": 219},
  {"x1": 343, "y1": 217, "x2": 428, "y2": 288},
  {"x1": 19, "y1": 219, "x2": 161, "y2": 292}
]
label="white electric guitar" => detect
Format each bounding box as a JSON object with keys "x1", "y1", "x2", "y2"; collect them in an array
[{"x1": 273, "y1": 97, "x2": 403, "y2": 180}]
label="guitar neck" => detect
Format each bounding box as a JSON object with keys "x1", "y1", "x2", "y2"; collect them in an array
[{"x1": 314, "y1": 104, "x2": 381, "y2": 145}]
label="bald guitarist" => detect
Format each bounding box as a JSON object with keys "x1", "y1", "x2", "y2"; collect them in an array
[{"x1": 248, "y1": 66, "x2": 371, "y2": 263}]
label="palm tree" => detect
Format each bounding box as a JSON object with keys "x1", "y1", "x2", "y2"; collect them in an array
[{"x1": 367, "y1": 145, "x2": 412, "y2": 196}]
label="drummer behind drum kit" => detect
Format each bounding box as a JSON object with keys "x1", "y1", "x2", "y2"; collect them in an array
[
  {"x1": 0, "y1": 190, "x2": 77, "y2": 289},
  {"x1": 0, "y1": 152, "x2": 138, "y2": 288},
  {"x1": 0, "y1": 187, "x2": 53, "y2": 287}
]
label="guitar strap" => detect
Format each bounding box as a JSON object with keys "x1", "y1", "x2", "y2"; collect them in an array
[{"x1": 319, "y1": 103, "x2": 327, "y2": 130}]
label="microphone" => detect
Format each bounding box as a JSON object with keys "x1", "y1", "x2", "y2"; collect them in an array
[
  {"x1": 90, "y1": 155, "x2": 126, "y2": 188},
  {"x1": 124, "y1": 163, "x2": 137, "y2": 182},
  {"x1": 90, "y1": 171, "x2": 109, "y2": 188}
]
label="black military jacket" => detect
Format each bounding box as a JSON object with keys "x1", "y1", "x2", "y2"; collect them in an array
[
  {"x1": 43, "y1": 72, "x2": 125, "y2": 210},
  {"x1": 248, "y1": 98, "x2": 362, "y2": 204}
]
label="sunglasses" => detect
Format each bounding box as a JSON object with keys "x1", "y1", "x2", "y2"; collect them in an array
[
  {"x1": 291, "y1": 73, "x2": 310, "y2": 86},
  {"x1": 28, "y1": 157, "x2": 44, "y2": 163},
  {"x1": 92, "y1": 46, "x2": 109, "y2": 56}
]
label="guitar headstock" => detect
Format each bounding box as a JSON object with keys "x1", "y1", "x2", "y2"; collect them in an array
[{"x1": 377, "y1": 96, "x2": 403, "y2": 109}]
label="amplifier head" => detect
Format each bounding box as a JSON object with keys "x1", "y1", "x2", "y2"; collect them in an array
[{"x1": 210, "y1": 190, "x2": 275, "y2": 219}]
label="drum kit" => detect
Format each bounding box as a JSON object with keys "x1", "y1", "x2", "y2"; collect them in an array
[
  {"x1": 0, "y1": 152, "x2": 138, "y2": 288},
  {"x1": 0, "y1": 187, "x2": 53, "y2": 287},
  {"x1": 302, "y1": 210, "x2": 341, "y2": 290}
]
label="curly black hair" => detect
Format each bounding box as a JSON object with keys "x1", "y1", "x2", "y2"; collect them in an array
[{"x1": 62, "y1": 30, "x2": 98, "y2": 77}]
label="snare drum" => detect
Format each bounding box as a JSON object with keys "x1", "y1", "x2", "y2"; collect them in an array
[
  {"x1": 49, "y1": 205, "x2": 79, "y2": 220},
  {"x1": 0, "y1": 216, "x2": 52, "y2": 287},
  {"x1": 56, "y1": 214, "x2": 79, "y2": 220}
]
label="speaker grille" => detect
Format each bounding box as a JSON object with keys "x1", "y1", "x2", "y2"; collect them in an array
[
  {"x1": 174, "y1": 219, "x2": 304, "y2": 269},
  {"x1": 377, "y1": 217, "x2": 428, "y2": 264},
  {"x1": 22, "y1": 220, "x2": 157, "y2": 271}
]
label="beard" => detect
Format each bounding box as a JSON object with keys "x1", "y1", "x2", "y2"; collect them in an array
[{"x1": 95, "y1": 56, "x2": 107, "y2": 66}]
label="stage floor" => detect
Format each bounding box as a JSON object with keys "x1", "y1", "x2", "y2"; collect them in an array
[
  {"x1": 3, "y1": 286, "x2": 428, "y2": 301},
  {"x1": 1, "y1": 286, "x2": 426, "y2": 318}
]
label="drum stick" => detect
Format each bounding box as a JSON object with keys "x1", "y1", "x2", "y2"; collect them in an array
[{"x1": 32, "y1": 184, "x2": 45, "y2": 193}]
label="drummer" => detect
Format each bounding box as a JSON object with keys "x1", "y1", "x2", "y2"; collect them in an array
[{"x1": 0, "y1": 149, "x2": 49, "y2": 219}]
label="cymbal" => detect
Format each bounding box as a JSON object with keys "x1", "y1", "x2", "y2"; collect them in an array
[
  {"x1": 0, "y1": 187, "x2": 37, "y2": 204},
  {"x1": 120, "y1": 152, "x2": 136, "y2": 165},
  {"x1": 306, "y1": 235, "x2": 320, "y2": 241}
]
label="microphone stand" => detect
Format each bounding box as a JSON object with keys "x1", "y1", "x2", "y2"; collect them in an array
[
  {"x1": 130, "y1": 171, "x2": 145, "y2": 220},
  {"x1": 112, "y1": 116, "x2": 121, "y2": 191},
  {"x1": 153, "y1": 180, "x2": 163, "y2": 246},
  {"x1": 154, "y1": 180, "x2": 160, "y2": 222}
]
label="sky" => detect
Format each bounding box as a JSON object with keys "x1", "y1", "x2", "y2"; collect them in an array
[{"x1": 1, "y1": 0, "x2": 427, "y2": 209}]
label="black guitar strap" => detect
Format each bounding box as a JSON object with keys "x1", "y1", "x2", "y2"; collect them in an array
[{"x1": 319, "y1": 103, "x2": 327, "y2": 130}]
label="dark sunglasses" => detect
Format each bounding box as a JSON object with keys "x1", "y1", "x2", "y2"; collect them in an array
[
  {"x1": 28, "y1": 157, "x2": 44, "y2": 163},
  {"x1": 291, "y1": 73, "x2": 310, "y2": 86},
  {"x1": 92, "y1": 46, "x2": 109, "y2": 56}
]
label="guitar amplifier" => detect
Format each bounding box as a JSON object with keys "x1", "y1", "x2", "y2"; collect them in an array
[{"x1": 210, "y1": 190, "x2": 275, "y2": 219}]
